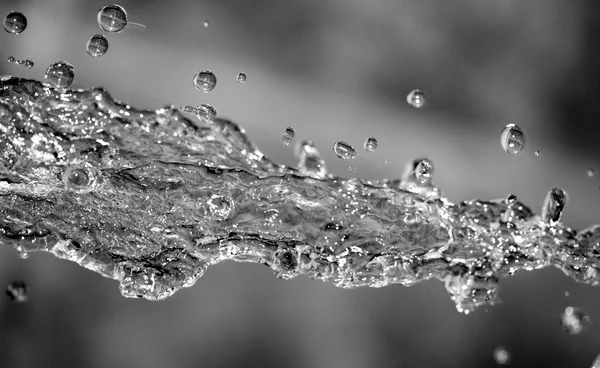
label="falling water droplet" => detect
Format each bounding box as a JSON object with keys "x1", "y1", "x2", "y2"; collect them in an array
[
  {"x1": 561, "y1": 306, "x2": 591, "y2": 335},
  {"x1": 535, "y1": 150, "x2": 540, "y2": 157},
  {"x1": 588, "y1": 169, "x2": 595, "y2": 178},
  {"x1": 24, "y1": 59, "x2": 33, "y2": 69},
  {"x1": 193, "y1": 70, "x2": 217, "y2": 92},
  {"x1": 406, "y1": 89, "x2": 427, "y2": 109},
  {"x1": 97, "y1": 4, "x2": 128, "y2": 33},
  {"x1": 86, "y1": 34, "x2": 109, "y2": 57},
  {"x1": 364, "y1": 137, "x2": 378, "y2": 152},
  {"x1": 333, "y1": 141, "x2": 357, "y2": 160},
  {"x1": 500, "y1": 124, "x2": 525, "y2": 155},
  {"x1": 296, "y1": 140, "x2": 327, "y2": 179},
  {"x1": 493, "y1": 346, "x2": 510, "y2": 365},
  {"x1": 7, "y1": 56, "x2": 15, "y2": 63},
  {"x1": 3, "y1": 11, "x2": 27, "y2": 34},
  {"x1": 415, "y1": 158, "x2": 434, "y2": 184},
  {"x1": 565, "y1": 291, "x2": 570, "y2": 297},
  {"x1": 541, "y1": 187, "x2": 568, "y2": 224},
  {"x1": 237, "y1": 72, "x2": 247, "y2": 83},
  {"x1": 196, "y1": 104, "x2": 217, "y2": 123},
  {"x1": 44, "y1": 61, "x2": 75, "y2": 89},
  {"x1": 203, "y1": 20, "x2": 209, "y2": 28},
  {"x1": 6, "y1": 281, "x2": 28, "y2": 302},
  {"x1": 282, "y1": 127, "x2": 295, "y2": 146}
]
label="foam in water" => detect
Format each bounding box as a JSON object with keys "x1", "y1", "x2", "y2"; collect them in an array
[{"x1": 2, "y1": 77, "x2": 600, "y2": 313}]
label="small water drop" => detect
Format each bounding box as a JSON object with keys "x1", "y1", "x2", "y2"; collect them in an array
[
  {"x1": 6, "y1": 281, "x2": 28, "y2": 302},
  {"x1": 3, "y1": 11, "x2": 27, "y2": 34},
  {"x1": 406, "y1": 89, "x2": 427, "y2": 109},
  {"x1": 565, "y1": 291, "x2": 570, "y2": 297},
  {"x1": 203, "y1": 20, "x2": 209, "y2": 28},
  {"x1": 333, "y1": 141, "x2": 357, "y2": 160},
  {"x1": 97, "y1": 4, "x2": 128, "y2": 33},
  {"x1": 415, "y1": 158, "x2": 434, "y2": 184},
  {"x1": 282, "y1": 127, "x2": 295, "y2": 146},
  {"x1": 588, "y1": 169, "x2": 595, "y2": 178},
  {"x1": 561, "y1": 306, "x2": 591, "y2": 335},
  {"x1": 296, "y1": 140, "x2": 327, "y2": 179},
  {"x1": 237, "y1": 72, "x2": 247, "y2": 83},
  {"x1": 193, "y1": 70, "x2": 217, "y2": 93},
  {"x1": 196, "y1": 104, "x2": 217, "y2": 123},
  {"x1": 86, "y1": 34, "x2": 109, "y2": 57},
  {"x1": 493, "y1": 346, "x2": 510, "y2": 365},
  {"x1": 541, "y1": 187, "x2": 568, "y2": 224},
  {"x1": 7, "y1": 56, "x2": 15, "y2": 63},
  {"x1": 24, "y1": 59, "x2": 33, "y2": 69},
  {"x1": 535, "y1": 150, "x2": 540, "y2": 157},
  {"x1": 364, "y1": 137, "x2": 378, "y2": 152},
  {"x1": 45, "y1": 61, "x2": 75, "y2": 89},
  {"x1": 500, "y1": 124, "x2": 525, "y2": 155}
]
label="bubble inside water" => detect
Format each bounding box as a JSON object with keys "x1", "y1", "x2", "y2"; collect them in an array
[
  {"x1": 97, "y1": 4, "x2": 128, "y2": 33},
  {"x1": 86, "y1": 34, "x2": 109, "y2": 57},
  {"x1": 44, "y1": 61, "x2": 75, "y2": 89},
  {"x1": 282, "y1": 127, "x2": 295, "y2": 146},
  {"x1": 407, "y1": 89, "x2": 427, "y2": 109},
  {"x1": 364, "y1": 137, "x2": 378, "y2": 152},
  {"x1": 3, "y1": 11, "x2": 27, "y2": 34},
  {"x1": 6, "y1": 281, "x2": 28, "y2": 302},
  {"x1": 588, "y1": 169, "x2": 595, "y2": 178},
  {"x1": 500, "y1": 124, "x2": 525, "y2": 155},
  {"x1": 237, "y1": 72, "x2": 247, "y2": 83},
  {"x1": 333, "y1": 141, "x2": 357, "y2": 160},
  {"x1": 541, "y1": 187, "x2": 567, "y2": 224},
  {"x1": 196, "y1": 104, "x2": 217, "y2": 123},
  {"x1": 415, "y1": 158, "x2": 434, "y2": 184},
  {"x1": 561, "y1": 306, "x2": 591, "y2": 335},
  {"x1": 493, "y1": 346, "x2": 510, "y2": 365},
  {"x1": 193, "y1": 70, "x2": 217, "y2": 93}
]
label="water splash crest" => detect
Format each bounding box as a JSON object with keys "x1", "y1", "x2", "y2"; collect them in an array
[{"x1": 1, "y1": 77, "x2": 598, "y2": 313}]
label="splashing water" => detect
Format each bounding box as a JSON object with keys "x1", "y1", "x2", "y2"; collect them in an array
[{"x1": 2, "y1": 77, "x2": 600, "y2": 313}]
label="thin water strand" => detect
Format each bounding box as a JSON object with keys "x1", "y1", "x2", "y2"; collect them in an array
[{"x1": 2, "y1": 77, "x2": 600, "y2": 313}]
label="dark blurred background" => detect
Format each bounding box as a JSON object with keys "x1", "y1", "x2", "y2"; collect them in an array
[{"x1": 1, "y1": 0, "x2": 600, "y2": 367}]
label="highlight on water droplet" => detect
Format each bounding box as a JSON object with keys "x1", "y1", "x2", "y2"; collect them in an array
[
  {"x1": 415, "y1": 158, "x2": 434, "y2": 184},
  {"x1": 97, "y1": 4, "x2": 128, "y2": 33},
  {"x1": 193, "y1": 70, "x2": 217, "y2": 93},
  {"x1": 196, "y1": 104, "x2": 217, "y2": 123},
  {"x1": 588, "y1": 169, "x2": 595, "y2": 178},
  {"x1": 203, "y1": 20, "x2": 209, "y2": 28},
  {"x1": 535, "y1": 150, "x2": 540, "y2": 157},
  {"x1": 237, "y1": 72, "x2": 247, "y2": 83},
  {"x1": 3, "y1": 11, "x2": 27, "y2": 34},
  {"x1": 86, "y1": 34, "x2": 109, "y2": 57},
  {"x1": 591, "y1": 353, "x2": 600, "y2": 368},
  {"x1": 561, "y1": 306, "x2": 591, "y2": 335},
  {"x1": 25, "y1": 59, "x2": 34, "y2": 69},
  {"x1": 500, "y1": 124, "x2": 525, "y2": 155},
  {"x1": 333, "y1": 141, "x2": 357, "y2": 160},
  {"x1": 44, "y1": 61, "x2": 75, "y2": 89},
  {"x1": 493, "y1": 346, "x2": 510, "y2": 365},
  {"x1": 6, "y1": 281, "x2": 28, "y2": 302},
  {"x1": 282, "y1": 127, "x2": 295, "y2": 146},
  {"x1": 406, "y1": 89, "x2": 427, "y2": 109},
  {"x1": 364, "y1": 137, "x2": 378, "y2": 152},
  {"x1": 541, "y1": 187, "x2": 567, "y2": 224}
]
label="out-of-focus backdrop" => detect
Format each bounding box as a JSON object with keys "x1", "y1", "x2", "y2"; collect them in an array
[{"x1": 1, "y1": 0, "x2": 600, "y2": 367}]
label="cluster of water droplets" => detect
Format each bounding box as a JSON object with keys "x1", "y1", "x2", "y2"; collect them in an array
[
  {"x1": 2, "y1": 77, "x2": 600, "y2": 313},
  {"x1": 7, "y1": 56, "x2": 34, "y2": 69}
]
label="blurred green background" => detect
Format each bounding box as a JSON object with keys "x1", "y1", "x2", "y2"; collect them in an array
[{"x1": 1, "y1": 0, "x2": 600, "y2": 367}]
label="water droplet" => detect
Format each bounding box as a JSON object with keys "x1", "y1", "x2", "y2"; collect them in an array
[
  {"x1": 588, "y1": 169, "x2": 595, "y2": 178},
  {"x1": 193, "y1": 70, "x2": 217, "y2": 93},
  {"x1": 237, "y1": 72, "x2": 247, "y2": 83},
  {"x1": 97, "y1": 4, "x2": 128, "y2": 33},
  {"x1": 282, "y1": 127, "x2": 295, "y2": 146},
  {"x1": 3, "y1": 11, "x2": 27, "y2": 34},
  {"x1": 7, "y1": 56, "x2": 15, "y2": 63},
  {"x1": 561, "y1": 306, "x2": 591, "y2": 335},
  {"x1": 203, "y1": 20, "x2": 209, "y2": 28},
  {"x1": 24, "y1": 59, "x2": 33, "y2": 69},
  {"x1": 8, "y1": 56, "x2": 34, "y2": 69},
  {"x1": 348, "y1": 166, "x2": 357, "y2": 173},
  {"x1": 415, "y1": 158, "x2": 434, "y2": 184},
  {"x1": 565, "y1": 291, "x2": 570, "y2": 297},
  {"x1": 493, "y1": 346, "x2": 510, "y2": 365},
  {"x1": 45, "y1": 61, "x2": 75, "y2": 89},
  {"x1": 364, "y1": 137, "x2": 378, "y2": 152},
  {"x1": 333, "y1": 141, "x2": 357, "y2": 160},
  {"x1": 535, "y1": 150, "x2": 540, "y2": 157},
  {"x1": 86, "y1": 34, "x2": 109, "y2": 57},
  {"x1": 196, "y1": 104, "x2": 217, "y2": 123},
  {"x1": 6, "y1": 281, "x2": 28, "y2": 302},
  {"x1": 541, "y1": 187, "x2": 568, "y2": 224},
  {"x1": 500, "y1": 124, "x2": 525, "y2": 155},
  {"x1": 407, "y1": 89, "x2": 427, "y2": 109},
  {"x1": 296, "y1": 140, "x2": 327, "y2": 179}
]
